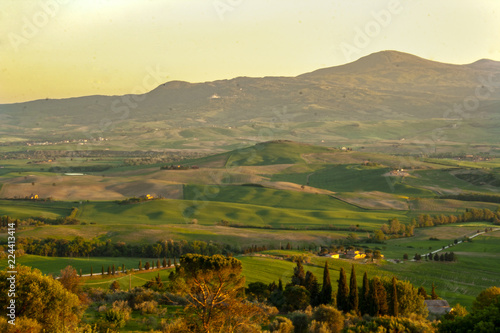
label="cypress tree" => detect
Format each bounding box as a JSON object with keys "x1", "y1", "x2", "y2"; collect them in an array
[
  {"x1": 391, "y1": 276, "x2": 399, "y2": 317},
  {"x1": 112, "y1": 264, "x2": 115, "y2": 275},
  {"x1": 320, "y1": 261, "x2": 332, "y2": 305},
  {"x1": 101, "y1": 266, "x2": 104, "y2": 276},
  {"x1": 163, "y1": 257, "x2": 167, "y2": 268},
  {"x1": 157, "y1": 259, "x2": 160, "y2": 269},
  {"x1": 360, "y1": 271, "x2": 370, "y2": 315},
  {"x1": 369, "y1": 277, "x2": 388, "y2": 316},
  {"x1": 431, "y1": 283, "x2": 438, "y2": 300},
  {"x1": 107, "y1": 266, "x2": 111, "y2": 275},
  {"x1": 337, "y1": 267, "x2": 349, "y2": 312},
  {"x1": 278, "y1": 278, "x2": 283, "y2": 292},
  {"x1": 90, "y1": 266, "x2": 93, "y2": 277},
  {"x1": 291, "y1": 260, "x2": 306, "y2": 286},
  {"x1": 167, "y1": 258, "x2": 172, "y2": 267},
  {"x1": 145, "y1": 261, "x2": 150, "y2": 270},
  {"x1": 173, "y1": 257, "x2": 177, "y2": 266},
  {"x1": 369, "y1": 278, "x2": 379, "y2": 316},
  {"x1": 418, "y1": 286, "x2": 428, "y2": 299},
  {"x1": 79, "y1": 269, "x2": 82, "y2": 277},
  {"x1": 139, "y1": 260, "x2": 142, "y2": 270},
  {"x1": 304, "y1": 271, "x2": 320, "y2": 306},
  {"x1": 348, "y1": 264, "x2": 359, "y2": 313}
]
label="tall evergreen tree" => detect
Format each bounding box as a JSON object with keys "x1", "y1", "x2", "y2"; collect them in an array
[
  {"x1": 139, "y1": 260, "x2": 142, "y2": 270},
  {"x1": 348, "y1": 264, "x2": 359, "y2": 313},
  {"x1": 122, "y1": 263, "x2": 125, "y2": 273},
  {"x1": 168, "y1": 258, "x2": 172, "y2": 267},
  {"x1": 370, "y1": 277, "x2": 388, "y2": 316},
  {"x1": 107, "y1": 266, "x2": 111, "y2": 275},
  {"x1": 157, "y1": 259, "x2": 161, "y2": 268},
  {"x1": 304, "y1": 271, "x2": 320, "y2": 306},
  {"x1": 278, "y1": 278, "x2": 283, "y2": 292},
  {"x1": 431, "y1": 283, "x2": 438, "y2": 300},
  {"x1": 320, "y1": 261, "x2": 332, "y2": 305},
  {"x1": 369, "y1": 278, "x2": 379, "y2": 316},
  {"x1": 101, "y1": 265, "x2": 104, "y2": 276},
  {"x1": 291, "y1": 260, "x2": 306, "y2": 286},
  {"x1": 112, "y1": 264, "x2": 115, "y2": 275},
  {"x1": 163, "y1": 257, "x2": 167, "y2": 268},
  {"x1": 90, "y1": 266, "x2": 93, "y2": 277},
  {"x1": 337, "y1": 267, "x2": 349, "y2": 312},
  {"x1": 418, "y1": 286, "x2": 428, "y2": 299},
  {"x1": 360, "y1": 271, "x2": 370, "y2": 315},
  {"x1": 391, "y1": 276, "x2": 399, "y2": 317}
]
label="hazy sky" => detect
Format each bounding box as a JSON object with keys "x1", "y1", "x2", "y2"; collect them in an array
[{"x1": 1, "y1": 0, "x2": 499, "y2": 104}]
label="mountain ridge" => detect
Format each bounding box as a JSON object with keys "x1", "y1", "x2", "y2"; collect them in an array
[{"x1": 1, "y1": 50, "x2": 499, "y2": 152}]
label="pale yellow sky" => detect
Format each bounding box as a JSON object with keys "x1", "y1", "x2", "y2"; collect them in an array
[{"x1": 1, "y1": 0, "x2": 499, "y2": 104}]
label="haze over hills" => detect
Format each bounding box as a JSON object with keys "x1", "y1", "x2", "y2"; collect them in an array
[{"x1": 1, "y1": 50, "x2": 499, "y2": 153}]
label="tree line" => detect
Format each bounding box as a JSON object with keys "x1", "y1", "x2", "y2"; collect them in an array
[
  {"x1": 412, "y1": 207, "x2": 500, "y2": 227},
  {"x1": 376, "y1": 207, "x2": 500, "y2": 240},
  {"x1": 440, "y1": 193, "x2": 500, "y2": 204},
  {"x1": 11, "y1": 237, "x2": 237, "y2": 258}
]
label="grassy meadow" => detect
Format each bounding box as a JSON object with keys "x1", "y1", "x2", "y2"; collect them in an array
[{"x1": 1, "y1": 140, "x2": 499, "y2": 313}]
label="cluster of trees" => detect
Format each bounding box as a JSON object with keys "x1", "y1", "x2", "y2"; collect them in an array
[
  {"x1": 439, "y1": 286, "x2": 500, "y2": 332},
  {"x1": 413, "y1": 207, "x2": 500, "y2": 227},
  {"x1": 160, "y1": 164, "x2": 199, "y2": 170},
  {"x1": 243, "y1": 244, "x2": 269, "y2": 254},
  {"x1": 0, "y1": 265, "x2": 84, "y2": 332},
  {"x1": 376, "y1": 206, "x2": 500, "y2": 241},
  {"x1": 245, "y1": 260, "x2": 428, "y2": 319},
  {"x1": 412, "y1": 252, "x2": 456, "y2": 262},
  {"x1": 441, "y1": 193, "x2": 500, "y2": 204},
  {"x1": 0, "y1": 214, "x2": 80, "y2": 230},
  {"x1": 379, "y1": 218, "x2": 415, "y2": 238},
  {"x1": 13, "y1": 237, "x2": 237, "y2": 258}
]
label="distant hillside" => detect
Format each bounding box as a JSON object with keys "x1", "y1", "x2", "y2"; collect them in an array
[
  {"x1": 224, "y1": 140, "x2": 334, "y2": 166},
  {"x1": 1, "y1": 50, "x2": 499, "y2": 153}
]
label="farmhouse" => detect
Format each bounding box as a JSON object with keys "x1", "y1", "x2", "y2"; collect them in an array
[
  {"x1": 424, "y1": 300, "x2": 451, "y2": 316},
  {"x1": 344, "y1": 250, "x2": 366, "y2": 260}
]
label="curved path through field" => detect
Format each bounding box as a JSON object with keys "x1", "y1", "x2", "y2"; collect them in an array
[{"x1": 410, "y1": 227, "x2": 500, "y2": 261}]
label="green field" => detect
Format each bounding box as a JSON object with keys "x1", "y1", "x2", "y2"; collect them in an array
[
  {"x1": 1, "y1": 140, "x2": 500, "y2": 313},
  {"x1": 0, "y1": 199, "x2": 73, "y2": 219}
]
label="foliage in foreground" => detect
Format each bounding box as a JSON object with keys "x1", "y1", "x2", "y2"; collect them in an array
[{"x1": 0, "y1": 265, "x2": 84, "y2": 332}]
